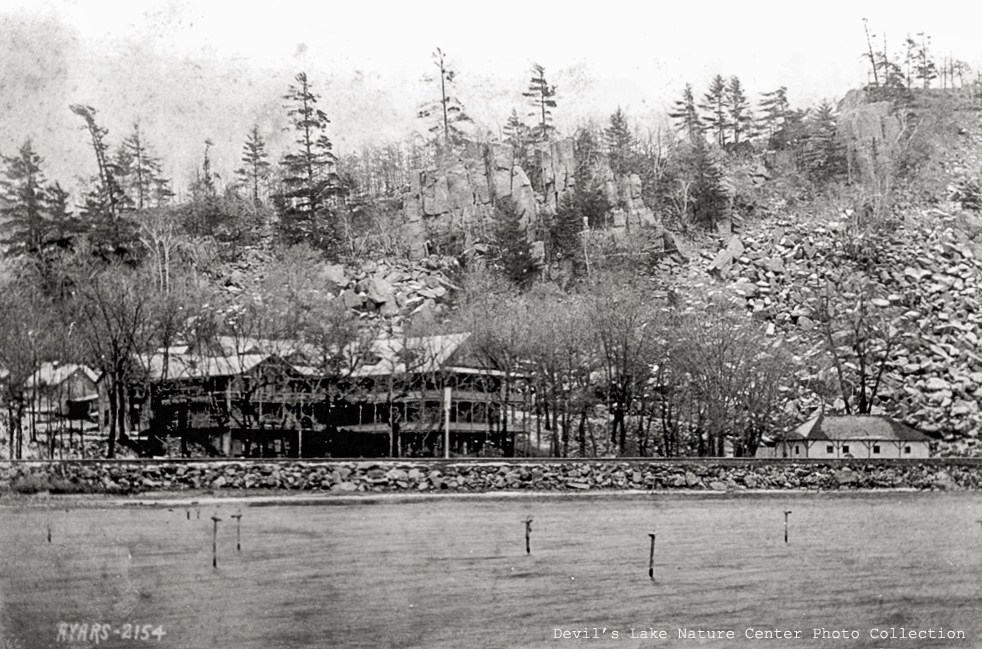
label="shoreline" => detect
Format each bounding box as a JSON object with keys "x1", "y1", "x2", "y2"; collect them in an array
[
  {"x1": 2, "y1": 458, "x2": 975, "y2": 499},
  {"x1": 0, "y1": 486, "x2": 939, "y2": 509}
]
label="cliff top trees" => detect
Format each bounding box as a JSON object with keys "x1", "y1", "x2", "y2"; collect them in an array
[
  {"x1": 523, "y1": 63, "x2": 557, "y2": 141},
  {"x1": 417, "y1": 47, "x2": 472, "y2": 150},
  {"x1": 119, "y1": 123, "x2": 171, "y2": 210},
  {"x1": 236, "y1": 125, "x2": 271, "y2": 205},
  {"x1": 727, "y1": 76, "x2": 753, "y2": 146},
  {"x1": 700, "y1": 74, "x2": 729, "y2": 147},
  {"x1": 669, "y1": 84, "x2": 702, "y2": 142},
  {"x1": 503, "y1": 108, "x2": 531, "y2": 151},
  {"x1": 277, "y1": 71, "x2": 344, "y2": 255},
  {"x1": 758, "y1": 86, "x2": 790, "y2": 144},
  {"x1": 605, "y1": 107, "x2": 636, "y2": 176},
  {"x1": 71, "y1": 104, "x2": 133, "y2": 257}
]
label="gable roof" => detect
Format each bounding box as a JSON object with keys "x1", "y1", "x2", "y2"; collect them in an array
[
  {"x1": 140, "y1": 332, "x2": 476, "y2": 382},
  {"x1": 349, "y1": 333, "x2": 471, "y2": 377},
  {"x1": 141, "y1": 352, "x2": 272, "y2": 381},
  {"x1": 25, "y1": 362, "x2": 100, "y2": 389},
  {"x1": 788, "y1": 413, "x2": 929, "y2": 443}
]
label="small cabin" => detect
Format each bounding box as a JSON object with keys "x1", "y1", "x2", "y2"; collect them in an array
[
  {"x1": 25, "y1": 362, "x2": 101, "y2": 420},
  {"x1": 760, "y1": 413, "x2": 931, "y2": 459}
]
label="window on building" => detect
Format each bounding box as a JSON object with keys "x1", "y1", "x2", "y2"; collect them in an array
[
  {"x1": 794, "y1": 446, "x2": 800, "y2": 455},
  {"x1": 904, "y1": 445, "x2": 912, "y2": 454},
  {"x1": 826, "y1": 445, "x2": 834, "y2": 454},
  {"x1": 873, "y1": 444, "x2": 881, "y2": 454},
  {"x1": 843, "y1": 444, "x2": 850, "y2": 454}
]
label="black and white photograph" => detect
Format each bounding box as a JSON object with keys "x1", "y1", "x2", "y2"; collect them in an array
[{"x1": 2, "y1": 1, "x2": 982, "y2": 646}]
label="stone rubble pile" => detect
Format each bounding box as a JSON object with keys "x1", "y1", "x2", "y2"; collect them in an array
[
  {"x1": 703, "y1": 208, "x2": 982, "y2": 453},
  {"x1": 316, "y1": 256, "x2": 460, "y2": 322},
  {"x1": 223, "y1": 254, "x2": 460, "y2": 323}
]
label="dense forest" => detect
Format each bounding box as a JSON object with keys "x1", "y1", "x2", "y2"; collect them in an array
[{"x1": 2, "y1": 21, "x2": 981, "y2": 459}]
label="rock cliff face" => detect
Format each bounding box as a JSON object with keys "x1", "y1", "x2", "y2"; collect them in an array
[
  {"x1": 401, "y1": 138, "x2": 658, "y2": 258},
  {"x1": 836, "y1": 89, "x2": 905, "y2": 185}
]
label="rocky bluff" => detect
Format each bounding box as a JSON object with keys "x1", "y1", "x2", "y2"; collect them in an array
[{"x1": 401, "y1": 139, "x2": 658, "y2": 259}]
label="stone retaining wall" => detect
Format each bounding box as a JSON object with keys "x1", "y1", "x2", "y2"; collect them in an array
[{"x1": 1, "y1": 460, "x2": 981, "y2": 495}]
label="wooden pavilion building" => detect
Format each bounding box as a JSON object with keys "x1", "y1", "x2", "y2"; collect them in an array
[{"x1": 140, "y1": 332, "x2": 525, "y2": 458}]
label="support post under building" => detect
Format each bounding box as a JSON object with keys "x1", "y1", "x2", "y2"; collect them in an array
[{"x1": 443, "y1": 386, "x2": 451, "y2": 459}]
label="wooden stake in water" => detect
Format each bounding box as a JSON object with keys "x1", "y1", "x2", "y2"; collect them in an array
[
  {"x1": 47, "y1": 524, "x2": 51, "y2": 543},
  {"x1": 231, "y1": 513, "x2": 243, "y2": 552},
  {"x1": 211, "y1": 515, "x2": 222, "y2": 569},
  {"x1": 784, "y1": 510, "x2": 792, "y2": 544},
  {"x1": 648, "y1": 533, "x2": 657, "y2": 580},
  {"x1": 524, "y1": 517, "x2": 533, "y2": 555}
]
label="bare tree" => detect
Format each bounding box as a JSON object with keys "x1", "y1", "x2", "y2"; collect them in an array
[
  {"x1": 60, "y1": 253, "x2": 169, "y2": 457},
  {"x1": 586, "y1": 273, "x2": 659, "y2": 455},
  {"x1": 814, "y1": 273, "x2": 909, "y2": 415},
  {"x1": 0, "y1": 277, "x2": 56, "y2": 458}
]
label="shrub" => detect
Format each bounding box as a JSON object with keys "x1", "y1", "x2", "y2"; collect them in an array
[{"x1": 9, "y1": 473, "x2": 51, "y2": 494}]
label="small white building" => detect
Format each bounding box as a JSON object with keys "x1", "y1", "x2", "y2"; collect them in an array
[{"x1": 761, "y1": 413, "x2": 931, "y2": 459}]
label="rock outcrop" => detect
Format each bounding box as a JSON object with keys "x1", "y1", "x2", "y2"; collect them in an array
[
  {"x1": 401, "y1": 138, "x2": 658, "y2": 258},
  {"x1": 836, "y1": 89, "x2": 905, "y2": 185}
]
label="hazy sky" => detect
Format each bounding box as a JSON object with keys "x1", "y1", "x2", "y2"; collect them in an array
[{"x1": 2, "y1": 0, "x2": 981, "y2": 196}]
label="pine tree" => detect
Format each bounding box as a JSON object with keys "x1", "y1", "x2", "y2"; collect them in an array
[
  {"x1": 277, "y1": 72, "x2": 343, "y2": 254},
  {"x1": 689, "y1": 140, "x2": 729, "y2": 229},
  {"x1": 605, "y1": 107, "x2": 635, "y2": 176},
  {"x1": 913, "y1": 32, "x2": 937, "y2": 89},
  {"x1": 502, "y1": 108, "x2": 530, "y2": 151},
  {"x1": 1, "y1": 141, "x2": 52, "y2": 259},
  {"x1": 548, "y1": 128, "x2": 608, "y2": 268},
  {"x1": 120, "y1": 123, "x2": 170, "y2": 209},
  {"x1": 903, "y1": 36, "x2": 916, "y2": 90},
  {"x1": 523, "y1": 63, "x2": 558, "y2": 141},
  {"x1": 111, "y1": 145, "x2": 136, "y2": 212},
  {"x1": 193, "y1": 139, "x2": 218, "y2": 197},
  {"x1": 45, "y1": 182, "x2": 80, "y2": 251},
  {"x1": 668, "y1": 84, "x2": 702, "y2": 141},
  {"x1": 727, "y1": 76, "x2": 753, "y2": 146},
  {"x1": 869, "y1": 34, "x2": 909, "y2": 103},
  {"x1": 417, "y1": 47, "x2": 472, "y2": 150},
  {"x1": 492, "y1": 197, "x2": 536, "y2": 288},
  {"x1": 758, "y1": 86, "x2": 789, "y2": 141},
  {"x1": 70, "y1": 104, "x2": 132, "y2": 255},
  {"x1": 572, "y1": 128, "x2": 609, "y2": 229},
  {"x1": 236, "y1": 125, "x2": 271, "y2": 205},
  {"x1": 801, "y1": 101, "x2": 845, "y2": 182},
  {"x1": 699, "y1": 75, "x2": 729, "y2": 146}
]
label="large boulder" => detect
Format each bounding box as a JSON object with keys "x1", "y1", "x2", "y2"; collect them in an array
[{"x1": 836, "y1": 92, "x2": 904, "y2": 186}]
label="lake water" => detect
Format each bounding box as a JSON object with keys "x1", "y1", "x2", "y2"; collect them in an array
[{"x1": 1, "y1": 491, "x2": 980, "y2": 648}]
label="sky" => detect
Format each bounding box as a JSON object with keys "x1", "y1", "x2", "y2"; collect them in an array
[{"x1": 2, "y1": 0, "x2": 982, "y2": 197}]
